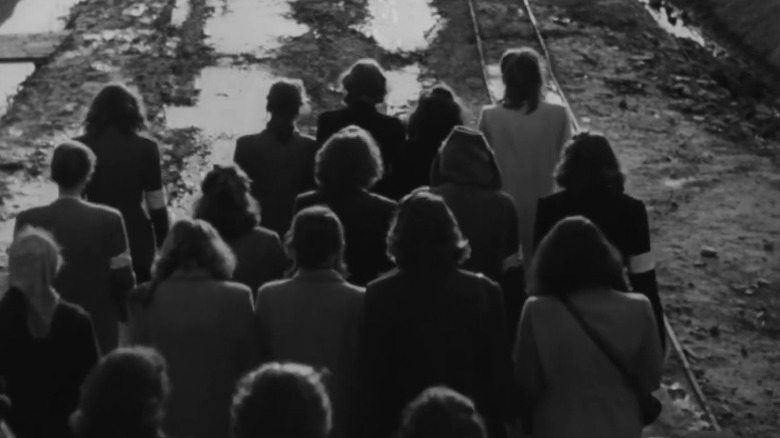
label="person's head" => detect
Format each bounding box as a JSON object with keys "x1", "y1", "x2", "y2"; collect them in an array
[
  {"x1": 408, "y1": 84, "x2": 465, "y2": 143},
  {"x1": 315, "y1": 125, "x2": 384, "y2": 193},
  {"x1": 530, "y1": 216, "x2": 627, "y2": 297},
  {"x1": 8, "y1": 226, "x2": 62, "y2": 306},
  {"x1": 193, "y1": 165, "x2": 259, "y2": 241},
  {"x1": 285, "y1": 206, "x2": 346, "y2": 274},
  {"x1": 398, "y1": 387, "x2": 486, "y2": 438},
  {"x1": 71, "y1": 347, "x2": 169, "y2": 438},
  {"x1": 340, "y1": 59, "x2": 388, "y2": 105},
  {"x1": 151, "y1": 219, "x2": 235, "y2": 286},
  {"x1": 51, "y1": 140, "x2": 96, "y2": 192},
  {"x1": 433, "y1": 126, "x2": 502, "y2": 190},
  {"x1": 500, "y1": 47, "x2": 545, "y2": 113},
  {"x1": 267, "y1": 79, "x2": 306, "y2": 121},
  {"x1": 387, "y1": 190, "x2": 470, "y2": 274},
  {"x1": 232, "y1": 363, "x2": 331, "y2": 438},
  {"x1": 554, "y1": 132, "x2": 625, "y2": 194},
  {"x1": 84, "y1": 83, "x2": 147, "y2": 137}
]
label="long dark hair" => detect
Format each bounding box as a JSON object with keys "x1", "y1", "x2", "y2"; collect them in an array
[
  {"x1": 407, "y1": 84, "x2": 465, "y2": 143},
  {"x1": 530, "y1": 216, "x2": 627, "y2": 297},
  {"x1": 193, "y1": 165, "x2": 260, "y2": 240},
  {"x1": 285, "y1": 206, "x2": 347, "y2": 275},
  {"x1": 554, "y1": 132, "x2": 626, "y2": 194},
  {"x1": 340, "y1": 59, "x2": 388, "y2": 105},
  {"x1": 500, "y1": 47, "x2": 545, "y2": 113},
  {"x1": 84, "y1": 83, "x2": 147, "y2": 137}
]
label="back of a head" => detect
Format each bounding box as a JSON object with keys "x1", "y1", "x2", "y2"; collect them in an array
[
  {"x1": 51, "y1": 140, "x2": 96, "y2": 190},
  {"x1": 554, "y1": 132, "x2": 625, "y2": 194},
  {"x1": 286, "y1": 206, "x2": 345, "y2": 273},
  {"x1": 267, "y1": 79, "x2": 305, "y2": 120},
  {"x1": 341, "y1": 59, "x2": 388, "y2": 105},
  {"x1": 408, "y1": 84, "x2": 465, "y2": 143},
  {"x1": 8, "y1": 227, "x2": 61, "y2": 297},
  {"x1": 530, "y1": 216, "x2": 627, "y2": 297},
  {"x1": 500, "y1": 47, "x2": 545, "y2": 113},
  {"x1": 315, "y1": 125, "x2": 384, "y2": 193},
  {"x1": 84, "y1": 83, "x2": 147, "y2": 137},
  {"x1": 398, "y1": 387, "x2": 486, "y2": 438},
  {"x1": 232, "y1": 363, "x2": 332, "y2": 438},
  {"x1": 194, "y1": 164, "x2": 260, "y2": 240},
  {"x1": 72, "y1": 347, "x2": 169, "y2": 438}
]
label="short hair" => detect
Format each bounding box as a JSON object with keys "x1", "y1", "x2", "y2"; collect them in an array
[
  {"x1": 408, "y1": 84, "x2": 465, "y2": 143},
  {"x1": 554, "y1": 132, "x2": 626, "y2": 193},
  {"x1": 267, "y1": 79, "x2": 306, "y2": 120},
  {"x1": 529, "y1": 216, "x2": 627, "y2": 297},
  {"x1": 232, "y1": 363, "x2": 332, "y2": 438},
  {"x1": 84, "y1": 83, "x2": 147, "y2": 137},
  {"x1": 193, "y1": 165, "x2": 260, "y2": 240},
  {"x1": 72, "y1": 347, "x2": 169, "y2": 438},
  {"x1": 500, "y1": 47, "x2": 545, "y2": 113},
  {"x1": 51, "y1": 141, "x2": 96, "y2": 190},
  {"x1": 340, "y1": 59, "x2": 388, "y2": 105},
  {"x1": 315, "y1": 125, "x2": 384, "y2": 192},
  {"x1": 387, "y1": 190, "x2": 470, "y2": 273},
  {"x1": 399, "y1": 387, "x2": 486, "y2": 438},
  {"x1": 286, "y1": 206, "x2": 346, "y2": 274}
]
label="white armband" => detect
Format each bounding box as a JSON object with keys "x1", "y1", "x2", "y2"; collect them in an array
[
  {"x1": 144, "y1": 189, "x2": 167, "y2": 210},
  {"x1": 629, "y1": 252, "x2": 655, "y2": 274}
]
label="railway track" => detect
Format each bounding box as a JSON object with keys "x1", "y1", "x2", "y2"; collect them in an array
[{"x1": 462, "y1": 0, "x2": 722, "y2": 432}]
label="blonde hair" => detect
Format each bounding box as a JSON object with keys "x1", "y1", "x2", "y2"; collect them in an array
[{"x1": 8, "y1": 226, "x2": 62, "y2": 299}]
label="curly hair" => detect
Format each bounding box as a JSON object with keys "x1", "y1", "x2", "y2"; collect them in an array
[
  {"x1": 193, "y1": 164, "x2": 260, "y2": 240},
  {"x1": 398, "y1": 387, "x2": 486, "y2": 438},
  {"x1": 315, "y1": 125, "x2": 384, "y2": 192},
  {"x1": 285, "y1": 206, "x2": 346, "y2": 274},
  {"x1": 529, "y1": 216, "x2": 627, "y2": 297},
  {"x1": 387, "y1": 190, "x2": 470, "y2": 273},
  {"x1": 84, "y1": 83, "x2": 147, "y2": 137},
  {"x1": 144, "y1": 219, "x2": 235, "y2": 306},
  {"x1": 267, "y1": 79, "x2": 306, "y2": 120},
  {"x1": 554, "y1": 132, "x2": 626, "y2": 193},
  {"x1": 500, "y1": 47, "x2": 546, "y2": 113},
  {"x1": 340, "y1": 59, "x2": 388, "y2": 105},
  {"x1": 72, "y1": 347, "x2": 170, "y2": 438},
  {"x1": 408, "y1": 84, "x2": 465, "y2": 143},
  {"x1": 51, "y1": 141, "x2": 96, "y2": 190},
  {"x1": 232, "y1": 363, "x2": 332, "y2": 438}
]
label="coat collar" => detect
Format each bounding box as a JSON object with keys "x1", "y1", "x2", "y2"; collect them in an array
[{"x1": 292, "y1": 269, "x2": 345, "y2": 283}]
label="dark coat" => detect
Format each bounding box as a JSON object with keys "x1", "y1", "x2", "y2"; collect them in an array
[
  {"x1": 316, "y1": 103, "x2": 405, "y2": 198},
  {"x1": 294, "y1": 190, "x2": 396, "y2": 286},
  {"x1": 224, "y1": 227, "x2": 287, "y2": 297},
  {"x1": 392, "y1": 136, "x2": 440, "y2": 198},
  {"x1": 360, "y1": 269, "x2": 514, "y2": 438}
]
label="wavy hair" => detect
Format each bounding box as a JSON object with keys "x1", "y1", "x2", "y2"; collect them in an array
[
  {"x1": 554, "y1": 132, "x2": 626, "y2": 193},
  {"x1": 193, "y1": 164, "x2": 260, "y2": 240},
  {"x1": 408, "y1": 84, "x2": 465, "y2": 143},
  {"x1": 315, "y1": 125, "x2": 384, "y2": 192},
  {"x1": 387, "y1": 190, "x2": 470, "y2": 273},
  {"x1": 340, "y1": 59, "x2": 388, "y2": 105},
  {"x1": 500, "y1": 47, "x2": 545, "y2": 113},
  {"x1": 285, "y1": 206, "x2": 346, "y2": 274},
  {"x1": 84, "y1": 83, "x2": 147, "y2": 137},
  {"x1": 399, "y1": 387, "x2": 486, "y2": 438},
  {"x1": 529, "y1": 216, "x2": 627, "y2": 297}
]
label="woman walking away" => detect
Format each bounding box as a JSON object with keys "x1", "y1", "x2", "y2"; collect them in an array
[
  {"x1": 394, "y1": 84, "x2": 465, "y2": 198},
  {"x1": 515, "y1": 217, "x2": 663, "y2": 438},
  {"x1": 194, "y1": 165, "x2": 287, "y2": 296},
  {"x1": 0, "y1": 227, "x2": 99, "y2": 438},
  {"x1": 398, "y1": 387, "x2": 486, "y2": 438},
  {"x1": 317, "y1": 59, "x2": 405, "y2": 198},
  {"x1": 234, "y1": 79, "x2": 318, "y2": 236},
  {"x1": 232, "y1": 363, "x2": 331, "y2": 438},
  {"x1": 71, "y1": 347, "x2": 170, "y2": 438},
  {"x1": 533, "y1": 133, "x2": 665, "y2": 346},
  {"x1": 478, "y1": 47, "x2": 572, "y2": 264},
  {"x1": 127, "y1": 219, "x2": 256, "y2": 438},
  {"x1": 361, "y1": 191, "x2": 513, "y2": 438},
  {"x1": 255, "y1": 206, "x2": 362, "y2": 438},
  {"x1": 294, "y1": 126, "x2": 396, "y2": 286},
  {"x1": 77, "y1": 83, "x2": 170, "y2": 283}
]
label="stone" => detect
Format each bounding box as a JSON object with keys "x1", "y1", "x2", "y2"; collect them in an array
[{"x1": 700, "y1": 247, "x2": 718, "y2": 258}]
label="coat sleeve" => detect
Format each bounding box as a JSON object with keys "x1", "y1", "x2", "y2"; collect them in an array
[
  {"x1": 316, "y1": 114, "x2": 334, "y2": 145},
  {"x1": 235, "y1": 286, "x2": 259, "y2": 375},
  {"x1": 483, "y1": 280, "x2": 515, "y2": 422},
  {"x1": 558, "y1": 107, "x2": 573, "y2": 153},
  {"x1": 253, "y1": 286, "x2": 274, "y2": 364},
  {"x1": 514, "y1": 298, "x2": 543, "y2": 415},
  {"x1": 108, "y1": 212, "x2": 136, "y2": 322},
  {"x1": 533, "y1": 197, "x2": 553, "y2": 253},
  {"x1": 633, "y1": 298, "x2": 663, "y2": 394},
  {"x1": 57, "y1": 312, "x2": 100, "y2": 422}
]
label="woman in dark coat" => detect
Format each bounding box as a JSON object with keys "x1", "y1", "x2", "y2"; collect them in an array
[
  {"x1": 0, "y1": 227, "x2": 100, "y2": 438},
  {"x1": 533, "y1": 132, "x2": 665, "y2": 346},
  {"x1": 76, "y1": 83, "x2": 170, "y2": 283},
  {"x1": 193, "y1": 164, "x2": 287, "y2": 296},
  {"x1": 360, "y1": 191, "x2": 514, "y2": 438},
  {"x1": 294, "y1": 126, "x2": 396, "y2": 286},
  {"x1": 316, "y1": 59, "x2": 405, "y2": 198}
]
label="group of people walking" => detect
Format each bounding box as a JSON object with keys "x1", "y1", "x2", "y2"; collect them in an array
[{"x1": 0, "y1": 47, "x2": 664, "y2": 438}]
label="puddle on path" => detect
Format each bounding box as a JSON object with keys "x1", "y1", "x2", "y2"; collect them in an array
[
  {"x1": 204, "y1": 0, "x2": 309, "y2": 57},
  {"x1": 357, "y1": 0, "x2": 442, "y2": 52}
]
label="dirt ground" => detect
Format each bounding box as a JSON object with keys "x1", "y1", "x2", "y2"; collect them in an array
[{"x1": 0, "y1": 0, "x2": 778, "y2": 436}]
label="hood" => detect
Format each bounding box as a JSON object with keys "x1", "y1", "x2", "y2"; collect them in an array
[{"x1": 430, "y1": 125, "x2": 502, "y2": 189}]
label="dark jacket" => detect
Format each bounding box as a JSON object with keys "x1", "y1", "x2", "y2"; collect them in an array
[
  {"x1": 225, "y1": 227, "x2": 287, "y2": 297},
  {"x1": 360, "y1": 269, "x2": 514, "y2": 438},
  {"x1": 15, "y1": 198, "x2": 136, "y2": 352},
  {"x1": 234, "y1": 128, "x2": 318, "y2": 236},
  {"x1": 316, "y1": 103, "x2": 405, "y2": 198},
  {"x1": 392, "y1": 136, "x2": 441, "y2": 198},
  {"x1": 534, "y1": 190, "x2": 664, "y2": 344},
  {"x1": 0, "y1": 289, "x2": 100, "y2": 438},
  {"x1": 294, "y1": 190, "x2": 396, "y2": 286}
]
